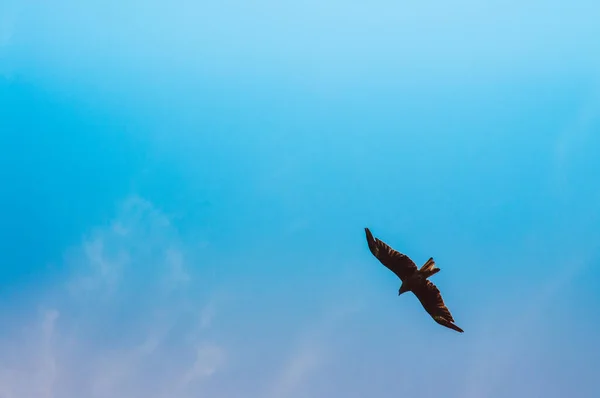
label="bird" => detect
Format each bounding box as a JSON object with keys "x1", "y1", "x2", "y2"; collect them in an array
[{"x1": 364, "y1": 227, "x2": 464, "y2": 333}]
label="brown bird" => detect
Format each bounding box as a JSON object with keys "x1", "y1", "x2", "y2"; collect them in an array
[{"x1": 364, "y1": 227, "x2": 464, "y2": 333}]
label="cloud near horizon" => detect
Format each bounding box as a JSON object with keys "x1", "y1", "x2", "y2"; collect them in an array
[
  {"x1": 0, "y1": 196, "x2": 226, "y2": 398},
  {"x1": 0, "y1": 196, "x2": 362, "y2": 398}
]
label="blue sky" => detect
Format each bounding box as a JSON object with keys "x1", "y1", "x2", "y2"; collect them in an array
[{"x1": 1, "y1": 0, "x2": 600, "y2": 397}]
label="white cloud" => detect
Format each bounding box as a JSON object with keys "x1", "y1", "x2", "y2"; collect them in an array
[
  {"x1": 199, "y1": 300, "x2": 216, "y2": 330},
  {"x1": 0, "y1": 309, "x2": 60, "y2": 398},
  {"x1": 0, "y1": 195, "x2": 223, "y2": 398},
  {"x1": 180, "y1": 343, "x2": 226, "y2": 386},
  {"x1": 165, "y1": 247, "x2": 191, "y2": 288}
]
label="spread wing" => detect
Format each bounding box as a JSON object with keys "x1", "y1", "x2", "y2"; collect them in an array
[
  {"x1": 365, "y1": 228, "x2": 417, "y2": 281},
  {"x1": 412, "y1": 279, "x2": 463, "y2": 332}
]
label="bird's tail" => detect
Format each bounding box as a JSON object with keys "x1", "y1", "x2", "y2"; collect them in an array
[
  {"x1": 419, "y1": 257, "x2": 440, "y2": 278},
  {"x1": 434, "y1": 316, "x2": 464, "y2": 333}
]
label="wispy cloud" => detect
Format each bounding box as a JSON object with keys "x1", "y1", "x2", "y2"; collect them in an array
[
  {"x1": 268, "y1": 343, "x2": 320, "y2": 398},
  {"x1": 0, "y1": 193, "x2": 369, "y2": 397},
  {"x1": 0, "y1": 195, "x2": 223, "y2": 398},
  {"x1": 266, "y1": 294, "x2": 366, "y2": 398},
  {"x1": 179, "y1": 342, "x2": 226, "y2": 388}
]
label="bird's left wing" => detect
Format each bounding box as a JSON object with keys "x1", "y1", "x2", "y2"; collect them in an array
[{"x1": 365, "y1": 228, "x2": 417, "y2": 281}]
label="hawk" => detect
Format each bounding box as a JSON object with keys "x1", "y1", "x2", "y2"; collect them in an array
[{"x1": 365, "y1": 227, "x2": 464, "y2": 333}]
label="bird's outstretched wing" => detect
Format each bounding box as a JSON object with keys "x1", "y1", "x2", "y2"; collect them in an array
[
  {"x1": 412, "y1": 279, "x2": 463, "y2": 333},
  {"x1": 365, "y1": 228, "x2": 417, "y2": 282}
]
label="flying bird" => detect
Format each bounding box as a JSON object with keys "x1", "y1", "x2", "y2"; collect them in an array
[{"x1": 364, "y1": 227, "x2": 464, "y2": 333}]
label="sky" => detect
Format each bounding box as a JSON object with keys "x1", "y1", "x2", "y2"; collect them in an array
[{"x1": 1, "y1": 0, "x2": 600, "y2": 397}]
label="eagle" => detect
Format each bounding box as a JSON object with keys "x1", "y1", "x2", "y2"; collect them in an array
[{"x1": 365, "y1": 227, "x2": 464, "y2": 333}]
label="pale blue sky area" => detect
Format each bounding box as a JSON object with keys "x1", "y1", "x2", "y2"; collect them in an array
[{"x1": 1, "y1": 1, "x2": 600, "y2": 397}]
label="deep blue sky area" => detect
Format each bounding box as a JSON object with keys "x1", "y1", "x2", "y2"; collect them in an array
[{"x1": 1, "y1": 1, "x2": 599, "y2": 397}]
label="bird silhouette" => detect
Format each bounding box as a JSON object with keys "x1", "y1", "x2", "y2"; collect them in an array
[{"x1": 364, "y1": 227, "x2": 464, "y2": 333}]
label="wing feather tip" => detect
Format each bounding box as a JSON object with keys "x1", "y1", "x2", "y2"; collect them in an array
[{"x1": 434, "y1": 315, "x2": 464, "y2": 333}]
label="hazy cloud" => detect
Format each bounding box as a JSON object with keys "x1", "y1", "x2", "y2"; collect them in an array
[
  {"x1": 266, "y1": 296, "x2": 366, "y2": 398},
  {"x1": 268, "y1": 344, "x2": 320, "y2": 398},
  {"x1": 0, "y1": 195, "x2": 223, "y2": 398},
  {"x1": 180, "y1": 342, "x2": 226, "y2": 386}
]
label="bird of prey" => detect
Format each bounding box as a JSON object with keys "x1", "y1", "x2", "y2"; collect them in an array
[{"x1": 364, "y1": 227, "x2": 464, "y2": 333}]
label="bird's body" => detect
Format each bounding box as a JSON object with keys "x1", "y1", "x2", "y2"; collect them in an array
[{"x1": 364, "y1": 227, "x2": 464, "y2": 333}]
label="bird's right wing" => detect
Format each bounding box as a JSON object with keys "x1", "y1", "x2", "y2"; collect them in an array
[
  {"x1": 365, "y1": 228, "x2": 417, "y2": 281},
  {"x1": 412, "y1": 279, "x2": 457, "y2": 324}
]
